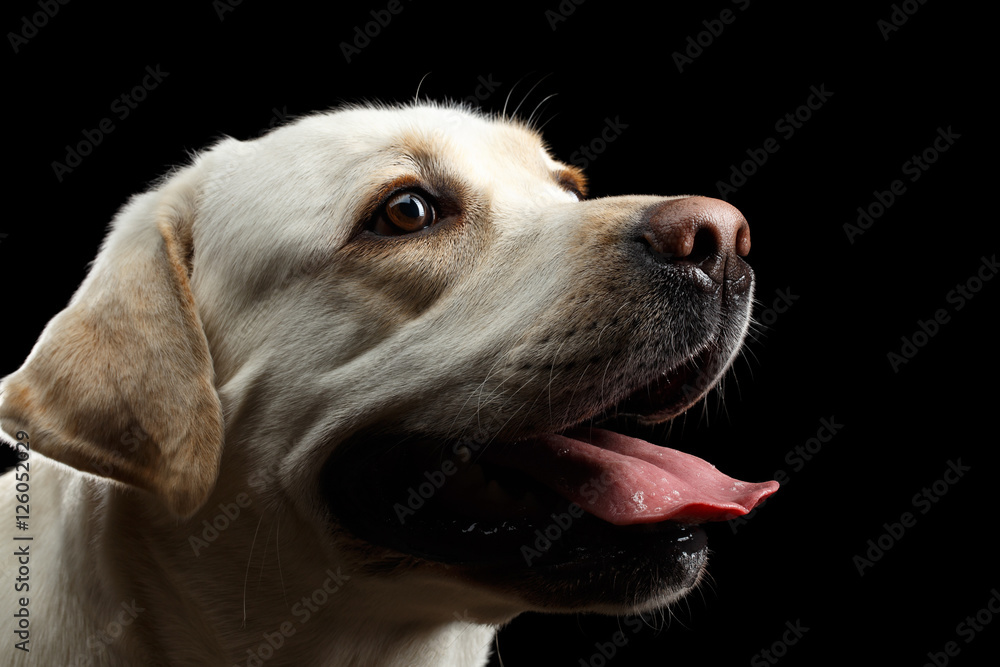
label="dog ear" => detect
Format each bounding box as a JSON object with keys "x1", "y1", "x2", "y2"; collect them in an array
[{"x1": 0, "y1": 163, "x2": 224, "y2": 519}]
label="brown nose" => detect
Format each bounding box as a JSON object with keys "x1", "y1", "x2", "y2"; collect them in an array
[{"x1": 642, "y1": 196, "x2": 751, "y2": 286}]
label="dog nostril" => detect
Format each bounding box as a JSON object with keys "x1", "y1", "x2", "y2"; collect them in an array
[{"x1": 687, "y1": 227, "x2": 719, "y2": 264}]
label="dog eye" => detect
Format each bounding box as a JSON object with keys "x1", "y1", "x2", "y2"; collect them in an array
[{"x1": 374, "y1": 191, "x2": 436, "y2": 235}]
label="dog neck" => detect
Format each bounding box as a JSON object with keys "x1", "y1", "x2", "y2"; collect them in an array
[{"x1": 25, "y1": 454, "x2": 500, "y2": 666}]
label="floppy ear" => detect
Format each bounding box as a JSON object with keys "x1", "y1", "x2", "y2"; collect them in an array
[{"x1": 0, "y1": 163, "x2": 224, "y2": 519}]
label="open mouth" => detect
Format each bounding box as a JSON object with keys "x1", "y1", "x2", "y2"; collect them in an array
[{"x1": 322, "y1": 346, "x2": 777, "y2": 570}]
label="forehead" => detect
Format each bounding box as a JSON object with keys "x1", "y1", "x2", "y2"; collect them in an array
[{"x1": 281, "y1": 102, "x2": 570, "y2": 191}]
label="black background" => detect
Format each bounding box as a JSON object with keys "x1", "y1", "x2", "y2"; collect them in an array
[{"x1": 2, "y1": 1, "x2": 995, "y2": 665}]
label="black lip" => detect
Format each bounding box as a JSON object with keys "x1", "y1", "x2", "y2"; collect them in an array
[{"x1": 507, "y1": 523, "x2": 708, "y2": 611}]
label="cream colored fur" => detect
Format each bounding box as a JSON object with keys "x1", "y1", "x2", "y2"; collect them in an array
[{"x1": 0, "y1": 102, "x2": 736, "y2": 666}]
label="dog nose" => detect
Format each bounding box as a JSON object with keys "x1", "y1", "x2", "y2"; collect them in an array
[{"x1": 641, "y1": 196, "x2": 751, "y2": 286}]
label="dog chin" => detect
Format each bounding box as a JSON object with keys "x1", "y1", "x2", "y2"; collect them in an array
[
  {"x1": 326, "y1": 501, "x2": 710, "y2": 615},
  {"x1": 458, "y1": 522, "x2": 710, "y2": 614}
]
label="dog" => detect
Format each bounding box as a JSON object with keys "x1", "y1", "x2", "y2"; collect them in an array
[{"x1": 0, "y1": 101, "x2": 777, "y2": 666}]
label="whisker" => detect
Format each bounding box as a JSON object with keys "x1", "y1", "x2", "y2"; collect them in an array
[
  {"x1": 502, "y1": 75, "x2": 528, "y2": 119},
  {"x1": 242, "y1": 513, "x2": 266, "y2": 626},
  {"x1": 510, "y1": 73, "x2": 553, "y2": 121},
  {"x1": 527, "y1": 93, "x2": 558, "y2": 130},
  {"x1": 414, "y1": 71, "x2": 432, "y2": 103},
  {"x1": 275, "y1": 511, "x2": 290, "y2": 610},
  {"x1": 255, "y1": 519, "x2": 275, "y2": 593},
  {"x1": 536, "y1": 111, "x2": 561, "y2": 134}
]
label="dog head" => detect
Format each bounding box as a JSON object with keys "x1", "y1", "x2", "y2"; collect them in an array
[{"x1": 0, "y1": 102, "x2": 775, "y2": 619}]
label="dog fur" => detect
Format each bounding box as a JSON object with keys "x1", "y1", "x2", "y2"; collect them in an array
[{"x1": 0, "y1": 101, "x2": 758, "y2": 666}]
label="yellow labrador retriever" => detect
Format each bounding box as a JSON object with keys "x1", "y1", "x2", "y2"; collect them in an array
[{"x1": 0, "y1": 102, "x2": 777, "y2": 666}]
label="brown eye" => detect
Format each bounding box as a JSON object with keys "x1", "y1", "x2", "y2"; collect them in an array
[{"x1": 377, "y1": 191, "x2": 435, "y2": 235}]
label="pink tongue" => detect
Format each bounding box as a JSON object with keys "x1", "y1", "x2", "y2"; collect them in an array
[{"x1": 492, "y1": 428, "x2": 778, "y2": 525}]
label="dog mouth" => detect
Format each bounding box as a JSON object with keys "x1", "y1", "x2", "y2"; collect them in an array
[{"x1": 322, "y1": 344, "x2": 778, "y2": 572}]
